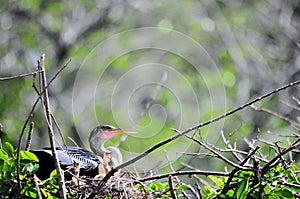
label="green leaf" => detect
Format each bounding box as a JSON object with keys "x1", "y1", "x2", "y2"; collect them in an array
[
  {"x1": 22, "y1": 162, "x2": 39, "y2": 174},
  {"x1": 274, "y1": 188, "x2": 294, "y2": 198},
  {"x1": 236, "y1": 179, "x2": 249, "y2": 199},
  {"x1": 104, "y1": 194, "x2": 112, "y2": 199},
  {"x1": 4, "y1": 142, "x2": 15, "y2": 157},
  {"x1": 179, "y1": 184, "x2": 188, "y2": 191},
  {"x1": 40, "y1": 188, "x2": 48, "y2": 197},
  {"x1": 0, "y1": 149, "x2": 10, "y2": 162},
  {"x1": 20, "y1": 150, "x2": 39, "y2": 162},
  {"x1": 50, "y1": 169, "x2": 58, "y2": 179},
  {"x1": 209, "y1": 176, "x2": 223, "y2": 187}
]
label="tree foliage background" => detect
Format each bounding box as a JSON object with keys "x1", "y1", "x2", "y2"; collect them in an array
[{"x1": 0, "y1": 0, "x2": 299, "y2": 177}]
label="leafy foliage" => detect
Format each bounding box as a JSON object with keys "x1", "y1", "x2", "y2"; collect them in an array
[
  {"x1": 136, "y1": 181, "x2": 188, "y2": 198},
  {"x1": 0, "y1": 142, "x2": 61, "y2": 199},
  {"x1": 201, "y1": 163, "x2": 300, "y2": 199}
]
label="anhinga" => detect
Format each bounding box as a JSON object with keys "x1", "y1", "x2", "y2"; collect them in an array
[{"x1": 31, "y1": 125, "x2": 127, "y2": 179}]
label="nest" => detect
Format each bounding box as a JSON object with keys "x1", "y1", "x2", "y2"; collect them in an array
[{"x1": 66, "y1": 173, "x2": 149, "y2": 199}]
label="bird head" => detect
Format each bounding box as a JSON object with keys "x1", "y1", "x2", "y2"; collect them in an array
[
  {"x1": 89, "y1": 125, "x2": 134, "y2": 168},
  {"x1": 89, "y1": 125, "x2": 122, "y2": 151}
]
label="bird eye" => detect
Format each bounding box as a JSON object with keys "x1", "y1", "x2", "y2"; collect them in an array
[{"x1": 101, "y1": 125, "x2": 117, "y2": 130}]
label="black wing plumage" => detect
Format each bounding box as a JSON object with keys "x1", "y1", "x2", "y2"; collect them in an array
[{"x1": 31, "y1": 146, "x2": 102, "y2": 179}]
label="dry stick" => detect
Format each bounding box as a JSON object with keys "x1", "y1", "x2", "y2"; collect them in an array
[
  {"x1": 33, "y1": 175, "x2": 43, "y2": 199},
  {"x1": 165, "y1": 176, "x2": 177, "y2": 199},
  {"x1": 185, "y1": 133, "x2": 252, "y2": 170},
  {"x1": 38, "y1": 54, "x2": 67, "y2": 199},
  {"x1": 261, "y1": 137, "x2": 300, "y2": 176},
  {"x1": 16, "y1": 69, "x2": 41, "y2": 193},
  {"x1": 16, "y1": 59, "x2": 71, "y2": 196},
  {"x1": 221, "y1": 130, "x2": 242, "y2": 162},
  {"x1": 292, "y1": 96, "x2": 300, "y2": 105},
  {"x1": 195, "y1": 183, "x2": 202, "y2": 199},
  {"x1": 0, "y1": 71, "x2": 40, "y2": 81},
  {"x1": 220, "y1": 146, "x2": 260, "y2": 195},
  {"x1": 25, "y1": 122, "x2": 34, "y2": 151},
  {"x1": 139, "y1": 170, "x2": 229, "y2": 182},
  {"x1": 88, "y1": 79, "x2": 300, "y2": 198},
  {"x1": 16, "y1": 89, "x2": 41, "y2": 194},
  {"x1": 50, "y1": 113, "x2": 69, "y2": 148},
  {"x1": 251, "y1": 105, "x2": 300, "y2": 130}
]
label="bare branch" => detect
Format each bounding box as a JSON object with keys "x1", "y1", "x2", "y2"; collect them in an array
[
  {"x1": 38, "y1": 54, "x2": 67, "y2": 199},
  {"x1": 0, "y1": 71, "x2": 40, "y2": 81},
  {"x1": 16, "y1": 58, "x2": 71, "y2": 191},
  {"x1": 138, "y1": 170, "x2": 229, "y2": 182},
  {"x1": 221, "y1": 146, "x2": 260, "y2": 194},
  {"x1": 168, "y1": 175, "x2": 177, "y2": 199},
  {"x1": 33, "y1": 175, "x2": 42, "y2": 199},
  {"x1": 25, "y1": 122, "x2": 34, "y2": 151},
  {"x1": 261, "y1": 137, "x2": 300, "y2": 176},
  {"x1": 251, "y1": 105, "x2": 300, "y2": 129}
]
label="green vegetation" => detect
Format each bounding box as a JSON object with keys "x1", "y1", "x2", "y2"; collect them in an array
[
  {"x1": 1, "y1": 140, "x2": 299, "y2": 198},
  {"x1": 0, "y1": 142, "x2": 61, "y2": 198},
  {"x1": 0, "y1": 1, "x2": 300, "y2": 198}
]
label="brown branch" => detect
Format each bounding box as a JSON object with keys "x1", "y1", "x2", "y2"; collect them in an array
[
  {"x1": 251, "y1": 105, "x2": 300, "y2": 129},
  {"x1": 0, "y1": 71, "x2": 40, "y2": 81},
  {"x1": 292, "y1": 96, "x2": 300, "y2": 105},
  {"x1": 25, "y1": 122, "x2": 34, "y2": 151},
  {"x1": 221, "y1": 130, "x2": 242, "y2": 162},
  {"x1": 179, "y1": 131, "x2": 252, "y2": 171},
  {"x1": 195, "y1": 183, "x2": 202, "y2": 199},
  {"x1": 220, "y1": 146, "x2": 260, "y2": 194},
  {"x1": 138, "y1": 170, "x2": 229, "y2": 182},
  {"x1": 50, "y1": 113, "x2": 69, "y2": 148},
  {"x1": 16, "y1": 58, "x2": 71, "y2": 197},
  {"x1": 38, "y1": 54, "x2": 67, "y2": 199},
  {"x1": 261, "y1": 137, "x2": 300, "y2": 176},
  {"x1": 33, "y1": 175, "x2": 42, "y2": 199},
  {"x1": 168, "y1": 175, "x2": 177, "y2": 199},
  {"x1": 88, "y1": 78, "x2": 300, "y2": 198}
]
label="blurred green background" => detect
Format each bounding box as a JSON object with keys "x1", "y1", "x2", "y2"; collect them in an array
[{"x1": 0, "y1": 1, "x2": 299, "y2": 174}]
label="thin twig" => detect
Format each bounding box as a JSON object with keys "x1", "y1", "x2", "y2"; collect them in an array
[
  {"x1": 16, "y1": 92, "x2": 40, "y2": 194},
  {"x1": 168, "y1": 175, "x2": 177, "y2": 199},
  {"x1": 221, "y1": 130, "x2": 242, "y2": 162},
  {"x1": 138, "y1": 170, "x2": 229, "y2": 182},
  {"x1": 33, "y1": 175, "x2": 42, "y2": 199},
  {"x1": 292, "y1": 96, "x2": 300, "y2": 105},
  {"x1": 221, "y1": 146, "x2": 260, "y2": 194},
  {"x1": 261, "y1": 137, "x2": 300, "y2": 176},
  {"x1": 25, "y1": 122, "x2": 34, "y2": 151},
  {"x1": 0, "y1": 71, "x2": 40, "y2": 81},
  {"x1": 50, "y1": 112, "x2": 68, "y2": 148},
  {"x1": 281, "y1": 100, "x2": 300, "y2": 111},
  {"x1": 251, "y1": 105, "x2": 300, "y2": 129},
  {"x1": 195, "y1": 183, "x2": 202, "y2": 199},
  {"x1": 179, "y1": 131, "x2": 252, "y2": 171},
  {"x1": 38, "y1": 54, "x2": 67, "y2": 199},
  {"x1": 16, "y1": 58, "x2": 71, "y2": 196},
  {"x1": 68, "y1": 137, "x2": 80, "y2": 147}
]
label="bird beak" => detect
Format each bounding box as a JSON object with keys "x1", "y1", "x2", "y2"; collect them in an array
[
  {"x1": 111, "y1": 130, "x2": 137, "y2": 135},
  {"x1": 105, "y1": 129, "x2": 136, "y2": 139}
]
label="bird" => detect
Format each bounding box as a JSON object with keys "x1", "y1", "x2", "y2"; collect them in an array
[
  {"x1": 88, "y1": 125, "x2": 126, "y2": 169},
  {"x1": 31, "y1": 125, "x2": 127, "y2": 180}
]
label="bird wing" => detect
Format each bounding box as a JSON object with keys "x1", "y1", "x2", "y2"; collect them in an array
[{"x1": 39, "y1": 146, "x2": 102, "y2": 171}]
